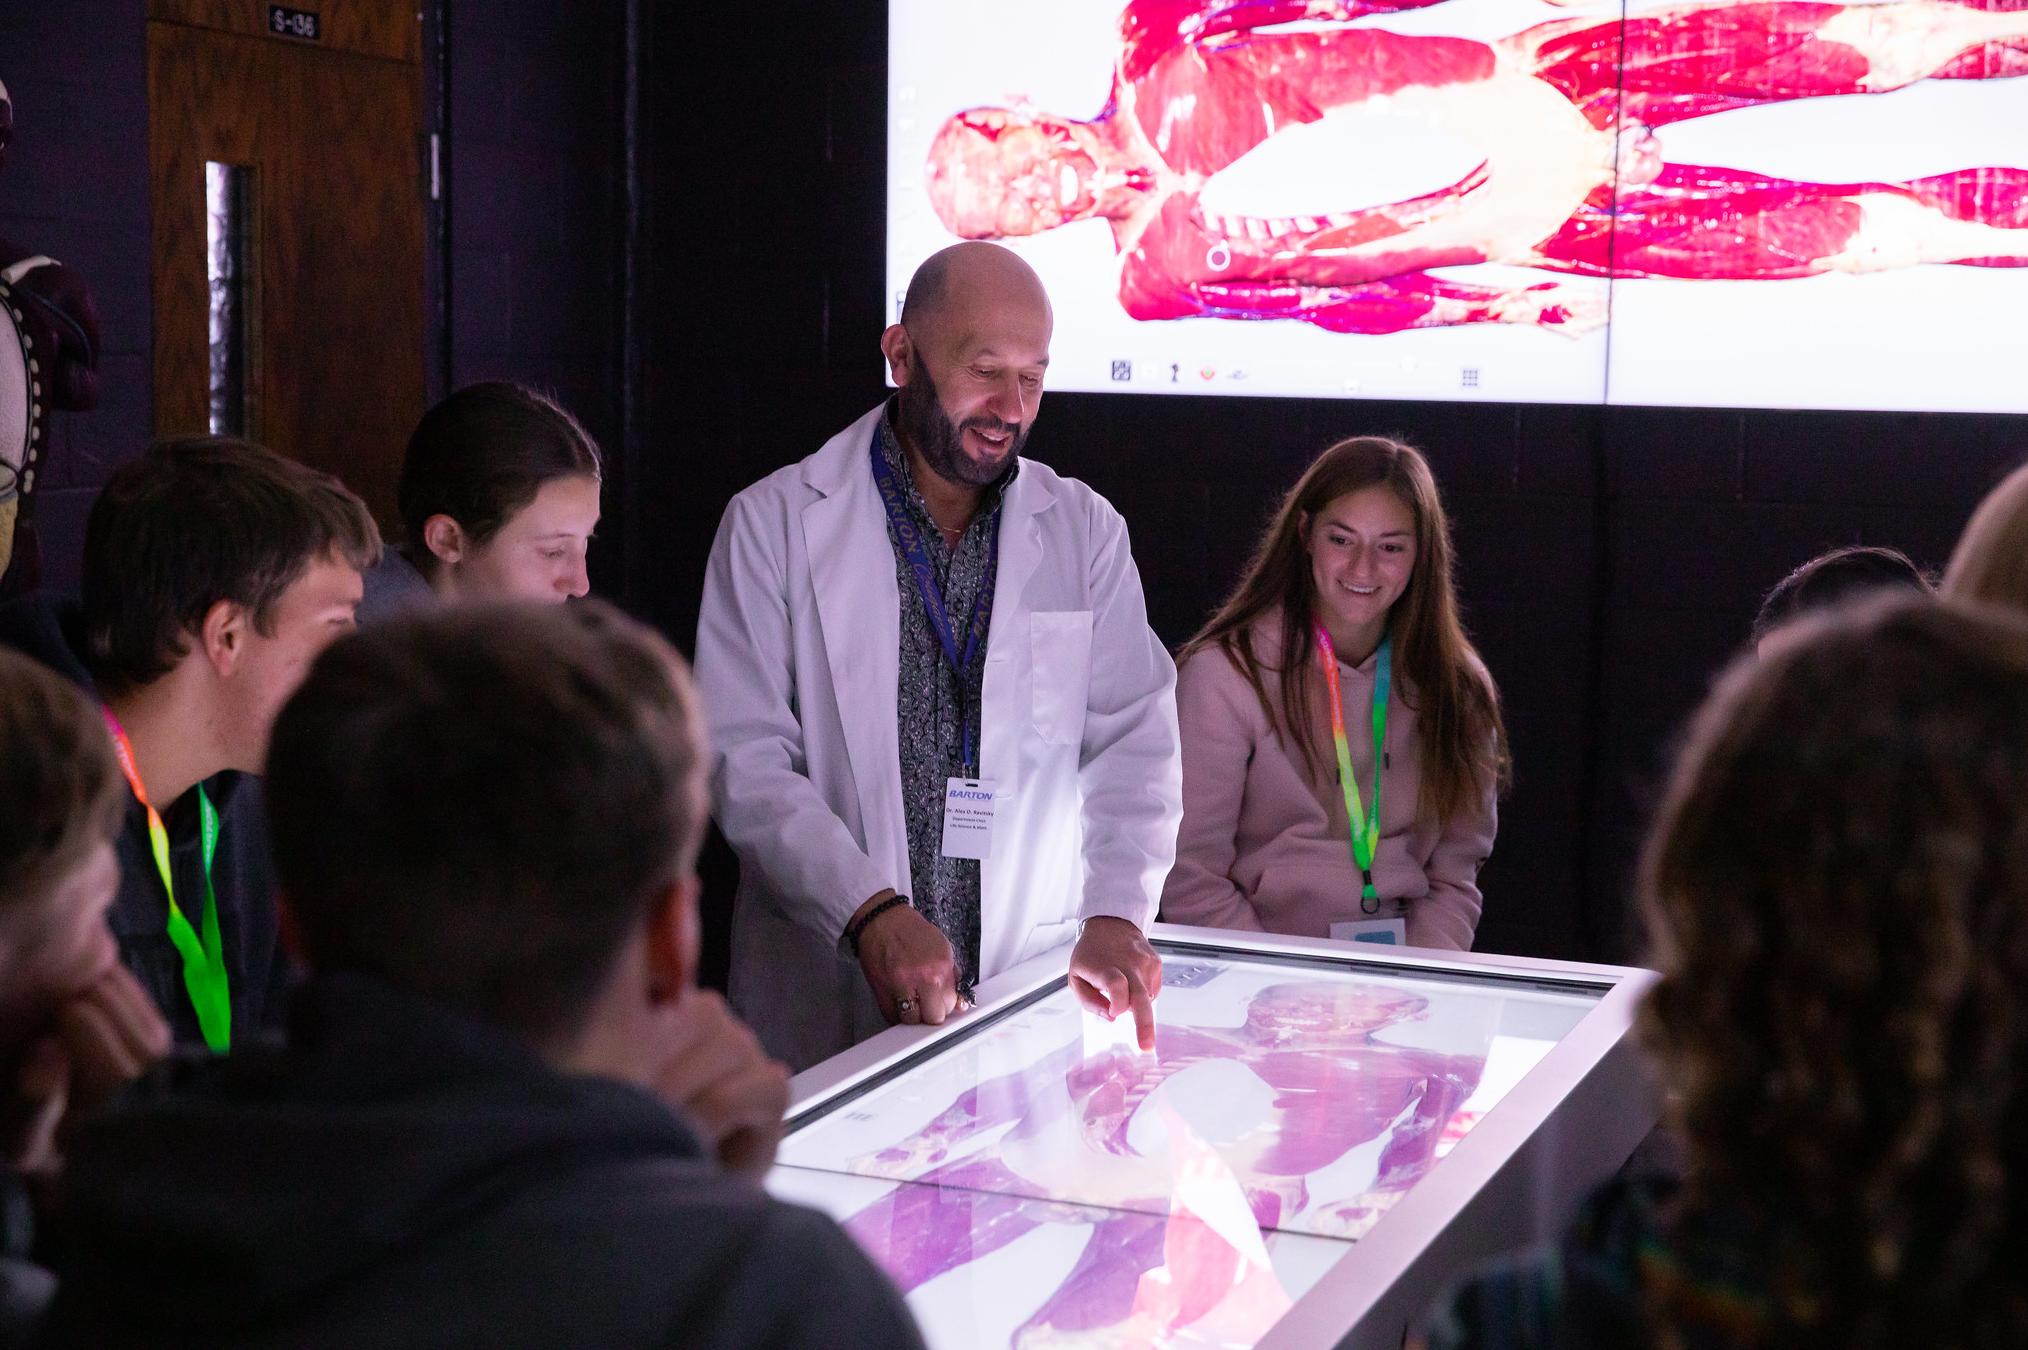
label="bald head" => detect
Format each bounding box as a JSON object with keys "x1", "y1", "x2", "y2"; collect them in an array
[{"x1": 900, "y1": 242, "x2": 1052, "y2": 342}]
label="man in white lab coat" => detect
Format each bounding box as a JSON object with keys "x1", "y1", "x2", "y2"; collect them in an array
[{"x1": 696, "y1": 243, "x2": 1182, "y2": 1071}]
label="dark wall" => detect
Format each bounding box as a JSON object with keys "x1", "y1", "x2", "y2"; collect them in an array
[
  {"x1": 1580, "y1": 406, "x2": 2026, "y2": 956},
  {"x1": 441, "y1": 0, "x2": 625, "y2": 583},
  {"x1": 634, "y1": 4, "x2": 2028, "y2": 968},
  {"x1": 0, "y1": 0, "x2": 627, "y2": 588}
]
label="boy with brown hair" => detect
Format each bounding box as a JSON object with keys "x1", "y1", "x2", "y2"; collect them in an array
[{"x1": 0, "y1": 435, "x2": 379, "y2": 1050}]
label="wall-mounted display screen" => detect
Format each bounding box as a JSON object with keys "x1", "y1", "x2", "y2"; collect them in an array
[
  {"x1": 888, "y1": 0, "x2": 2028, "y2": 413},
  {"x1": 769, "y1": 949, "x2": 1602, "y2": 1349}
]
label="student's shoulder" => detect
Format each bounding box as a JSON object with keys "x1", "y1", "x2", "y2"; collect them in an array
[
  {"x1": 666, "y1": 1183, "x2": 881, "y2": 1283},
  {"x1": 1178, "y1": 614, "x2": 1287, "y2": 684},
  {"x1": 1175, "y1": 639, "x2": 1249, "y2": 692},
  {"x1": 1177, "y1": 637, "x2": 1285, "y2": 739},
  {"x1": 201, "y1": 770, "x2": 268, "y2": 831},
  {"x1": 575, "y1": 1155, "x2": 852, "y2": 1262},
  {"x1": 651, "y1": 1189, "x2": 925, "y2": 1350},
  {"x1": 747, "y1": 1196, "x2": 903, "y2": 1287},
  {"x1": 1460, "y1": 644, "x2": 1498, "y2": 694}
]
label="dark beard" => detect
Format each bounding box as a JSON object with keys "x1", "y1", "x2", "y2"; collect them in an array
[{"x1": 896, "y1": 363, "x2": 1028, "y2": 490}]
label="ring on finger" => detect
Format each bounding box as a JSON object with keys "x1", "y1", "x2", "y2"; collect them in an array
[{"x1": 896, "y1": 997, "x2": 915, "y2": 1014}]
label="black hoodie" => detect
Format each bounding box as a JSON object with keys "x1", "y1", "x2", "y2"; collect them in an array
[
  {"x1": 0, "y1": 595, "x2": 290, "y2": 1050},
  {"x1": 41, "y1": 974, "x2": 926, "y2": 1350}
]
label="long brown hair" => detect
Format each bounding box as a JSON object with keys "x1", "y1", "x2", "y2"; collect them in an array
[
  {"x1": 1640, "y1": 598, "x2": 2028, "y2": 1347},
  {"x1": 1179, "y1": 436, "x2": 1508, "y2": 823}
]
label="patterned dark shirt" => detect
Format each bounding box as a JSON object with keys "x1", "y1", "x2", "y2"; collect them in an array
[{"x1": 876, "y1": 407, "x2": 1011, "y2": 994}]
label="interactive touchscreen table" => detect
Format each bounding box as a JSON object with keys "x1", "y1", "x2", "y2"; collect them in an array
[{"x1": 769, "y1": 924, "x2": 1658, "y2": 1349}]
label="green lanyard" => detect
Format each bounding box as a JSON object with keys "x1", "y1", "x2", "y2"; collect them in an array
[
  {"x1": 102, "y1": 708, "x2": 232, "y2": 1053},
  {"x1": 1314, "y1": 625, "x2": 1392, "y2": 915}
]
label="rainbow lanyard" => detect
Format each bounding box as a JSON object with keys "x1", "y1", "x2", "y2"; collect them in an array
[
  {"x1": 101, "y1": 707, "x2": 231, "y2": 1053},
  {"x1": 1314, "y1": 625, "x2": 1392, "y2": 915}
]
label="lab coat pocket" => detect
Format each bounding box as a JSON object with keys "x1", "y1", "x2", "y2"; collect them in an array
[
  {"x1": 1030, "y1": 611, "x2": 1094, "y2": 746},
  {"x1": 1019, "y1": 919, "x2": 1079, "y2": 965}
]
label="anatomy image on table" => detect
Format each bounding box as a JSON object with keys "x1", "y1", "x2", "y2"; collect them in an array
[
  {"x1": 889, "y1": 0, "x2": 2028, "y2": 411},
  {"x1": 769, "y1": 957, "x2": 1596, "y2": 1347}
]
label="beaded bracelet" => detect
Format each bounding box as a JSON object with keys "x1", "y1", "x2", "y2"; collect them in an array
[{"x1": 846, "y1": 893, "x2": 912, "y2": 954}]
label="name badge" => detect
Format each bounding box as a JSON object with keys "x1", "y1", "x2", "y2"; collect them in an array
[
  {"x1": 941, "y1": 778, "x2": 998, "y2": 859},
  {"x1": 1330, "y1": 918, "x2": 1407, "y2": 946}
]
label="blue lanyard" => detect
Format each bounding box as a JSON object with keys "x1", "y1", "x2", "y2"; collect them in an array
[{"x1": 870, "y1": 430, "x2": 1000, "y2": 774}]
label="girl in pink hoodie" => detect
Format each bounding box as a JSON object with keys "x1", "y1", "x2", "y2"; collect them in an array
[{"x1": 1161, "y1": 437, "x2": 1508, "y2": 949}]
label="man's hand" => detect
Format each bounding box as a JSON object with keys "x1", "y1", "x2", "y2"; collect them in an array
[
  {"x1": 1068, "y1": 916, "x2": 1163, "y2": 1051},
  {"x1": 852, "y1": 890, "x2": 963, "y2": 1027},
  {"x1": 650, "y1": 990, "x2": 791, "y2": 1181}
]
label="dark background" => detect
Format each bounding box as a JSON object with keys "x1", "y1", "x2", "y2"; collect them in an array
[{"x1": 7, "y1": 1, "x2": 2024, "y2": 978}]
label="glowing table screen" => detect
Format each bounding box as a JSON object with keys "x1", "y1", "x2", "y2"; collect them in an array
[{"x1": 768, "y1": 952, "x2": 1602, "y2": 1348}]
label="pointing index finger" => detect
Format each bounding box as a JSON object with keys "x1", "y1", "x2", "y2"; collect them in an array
[{"x1": 1127, "y1": 971, "x2": 1157, "y2": 1051}]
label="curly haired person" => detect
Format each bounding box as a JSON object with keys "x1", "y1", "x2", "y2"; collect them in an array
[{"x1": 1423, "y1": 596, "x2": 2028, "y2": 1350}]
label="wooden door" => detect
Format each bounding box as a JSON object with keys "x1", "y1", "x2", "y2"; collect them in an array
[{"x1": 149, "y1": 0, "x2": 425, "y2": 528}]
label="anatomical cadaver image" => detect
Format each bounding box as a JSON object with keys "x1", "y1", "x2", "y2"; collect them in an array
[
  {"x1": 921, "y1": 0, "x2": 2028, "y2": 336},
  {"x1": 774, "y1": 961, "x2": 1585, "y2": 1348}
]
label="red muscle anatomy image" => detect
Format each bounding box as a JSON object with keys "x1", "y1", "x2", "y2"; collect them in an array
[{"x1": 921, "y1": 0, "x2": 2028, "y2": 337}]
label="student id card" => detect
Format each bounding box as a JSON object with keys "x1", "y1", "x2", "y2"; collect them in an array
[{"x1": 1331, "y1": 918, "x2": 1407, "y2": 946}]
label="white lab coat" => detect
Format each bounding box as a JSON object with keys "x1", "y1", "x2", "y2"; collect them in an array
[{"x1": 696, "y1": 405, "x2": 1182, "y2": 1070}]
